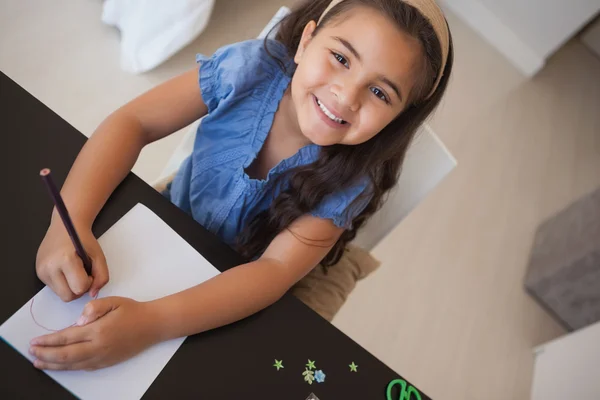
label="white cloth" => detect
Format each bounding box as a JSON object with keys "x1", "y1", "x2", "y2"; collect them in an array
[{"x1": 102, "y1": 0, "x2": 215, "y2": 74}]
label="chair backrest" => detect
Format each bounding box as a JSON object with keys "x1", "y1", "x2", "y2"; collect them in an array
[
  {"x1": 156, "y1": 7, "x2": 457, "y2": 250},
  {"x1": 353, "y1": 125, "x2": 456, "y2": 249}
]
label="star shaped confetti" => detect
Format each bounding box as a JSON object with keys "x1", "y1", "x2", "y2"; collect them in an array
[
  {"x1": 306, "y1": 359, "x2": 316, "y2": 370},
  {"x1": 349, "y1": 362, "x2": 358, "y2": 372},
  {"x1": 273, "y1": 359, "x2": 284, "y2": 371}
]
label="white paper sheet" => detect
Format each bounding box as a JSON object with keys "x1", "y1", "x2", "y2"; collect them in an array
[{"x1": 0, "y1": 203, "x2": 221, "y2": 399}]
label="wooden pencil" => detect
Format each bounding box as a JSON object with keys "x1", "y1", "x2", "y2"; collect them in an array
[{"x1": 40, "y1": 168, "x2": 92, "y2": 275}]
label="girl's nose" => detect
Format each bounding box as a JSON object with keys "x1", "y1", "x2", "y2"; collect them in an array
[{"x1": 330, "y1": 82, "x2": 360, "y2": 112}]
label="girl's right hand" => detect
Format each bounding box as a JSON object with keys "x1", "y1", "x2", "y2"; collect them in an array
[{"x1": 36, "y1": 220, "x2": 109, "y2": 302}]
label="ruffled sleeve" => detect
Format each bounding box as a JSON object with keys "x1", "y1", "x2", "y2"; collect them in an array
[
  {"x1": 311, "y1": 178, "x2": 373, "y2": 229},
  {"x1": 196, "y1": 39, "x2": 291, "y2": 114}
]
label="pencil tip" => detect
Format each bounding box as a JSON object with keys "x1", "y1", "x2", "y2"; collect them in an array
[{"x1": 40, "y1": 168, "x2": 51, "y2": 176}]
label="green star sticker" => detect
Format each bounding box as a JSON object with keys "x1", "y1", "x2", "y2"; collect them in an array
[
  {"x1": 349, "y1": 362, "x2": 358, "y2": 372},
  {"x1": 273, "y1": 359, "x2": 284, "y2": 371},
  {"x1": 306, "y1": 359, "x2": 316, "y2": 370}
]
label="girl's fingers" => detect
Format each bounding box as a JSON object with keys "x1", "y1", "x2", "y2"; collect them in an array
[
  {"x1": 50, "y1": 268, "x2": 76, "y2": 302},
  {"x1": 30, "y1": 325, "x2": 88, "y2": 347},
  {"x1": 89, "y1": 254, "x2": 109, "y2": 298},
  {"x1": 30, "y1": 341, "x2": 94, "y2": 365},
  {"x1": 33, "y1": 360, "x2": 75, "y2": 371},
  {"x1": 33, "y1": 358, "x2": 97, "y2": 371},
  {"x1": 78, "y1": 298, "x2": 115, "y2": 326},
  {"x1": 62, "y1": 254, "x2": 92, "y2": 296}
]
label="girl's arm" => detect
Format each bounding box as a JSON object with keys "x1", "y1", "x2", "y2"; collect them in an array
[
  {"x1": 149, "y1": 216, "x2": 345, "y2": 340},
  {"x1": 59, "y1": 66, "x2": 207, "y2": 227},
  {"x1": 30, "y1": 216, "x2": 344, "y2": 371},
  {"x1": 36, "y1": 67, "x2": 208, "y2": 300}
]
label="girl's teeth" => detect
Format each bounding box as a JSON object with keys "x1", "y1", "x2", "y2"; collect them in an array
[{"x1": 317, "y1": 99, "x2": 345, "y2": 124}]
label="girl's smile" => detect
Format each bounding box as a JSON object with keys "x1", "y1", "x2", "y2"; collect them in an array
[{"x1": 312, "y1": 94, "x2": 350, "y2": 129}]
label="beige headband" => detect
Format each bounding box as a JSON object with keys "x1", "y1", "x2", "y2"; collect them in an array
[{"x1": 317, "y1": 0, "x2": 449, "y2": 100}]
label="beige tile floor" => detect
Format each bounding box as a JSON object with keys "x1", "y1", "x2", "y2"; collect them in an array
[
  {"x1": 2, "y1": 1, "x2": 599, "y2": 399},
  {"x1": 334, "y1": 15, "x2": 600, "y2": 400}
]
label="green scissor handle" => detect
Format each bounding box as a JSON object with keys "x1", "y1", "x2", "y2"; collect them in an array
[{"x1": 386, "y1": 379, "x2": 422, "y2": 400}]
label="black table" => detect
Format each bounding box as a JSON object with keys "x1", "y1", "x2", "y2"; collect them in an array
[{"x1": 0, "y1": 72, "x2": 430, "y2": 399}]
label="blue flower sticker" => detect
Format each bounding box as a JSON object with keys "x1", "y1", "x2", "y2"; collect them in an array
[{"x1": 315, "y1": 370, "x2": 326, "y2": 383}]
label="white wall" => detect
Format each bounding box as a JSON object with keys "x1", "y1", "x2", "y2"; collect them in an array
[{"x1": 441, "y1": 0, "x2": 600, "y2": 75}]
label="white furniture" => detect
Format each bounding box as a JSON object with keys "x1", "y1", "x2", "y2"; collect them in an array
[
  {"x1": 531, "y1": 321, "x2": 600, "y2": 400},
  {"x1": 582, "y1": 16, "x2": 600, "y2": 58},
  {"x1": 102, "y1": 0, "x2": 216, "y2": 74},
  {"x1": 440, "y1": 0, "x2": 600, "y2": 76},
  {"x1": 154, "y1": 7, "x2": 457, "y2": 250}
]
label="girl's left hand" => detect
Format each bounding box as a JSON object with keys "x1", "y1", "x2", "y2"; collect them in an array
[{"x1": 29, "y1": 297, "x2": 159, "y2": 371}]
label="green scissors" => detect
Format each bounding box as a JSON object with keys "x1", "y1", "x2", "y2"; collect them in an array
[{"x1": 386, "y1": 379, "x2": 422, "y2": 400}]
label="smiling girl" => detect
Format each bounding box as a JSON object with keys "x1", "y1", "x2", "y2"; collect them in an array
[{"x1": 33, "y1": 0, "x2": 453, "y2": 371}]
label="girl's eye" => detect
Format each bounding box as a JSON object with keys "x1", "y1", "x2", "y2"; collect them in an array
[
  {"x1": 332, "y1": 52, "x2": 349, "y2": 68},
  {"x1": 371, "y1": 87, "x2": 390, "y2": 104}
]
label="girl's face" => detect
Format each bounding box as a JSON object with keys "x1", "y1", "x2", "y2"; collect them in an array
[{"x1": 290, "y1": 6, "x2": 424, "y2": 146}]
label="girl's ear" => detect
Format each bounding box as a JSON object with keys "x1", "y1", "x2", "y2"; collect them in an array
[{"x1": 294, "y1": 20, "x2": 317, "y2": 64}]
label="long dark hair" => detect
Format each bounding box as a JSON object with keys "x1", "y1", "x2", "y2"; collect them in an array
[{"x1": 237, "y1": 0, "x2": 454, "y2": 267}]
